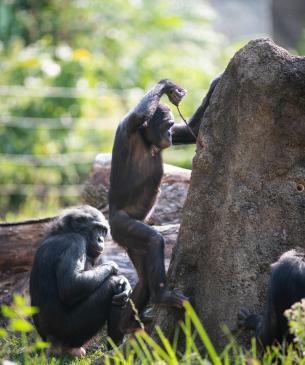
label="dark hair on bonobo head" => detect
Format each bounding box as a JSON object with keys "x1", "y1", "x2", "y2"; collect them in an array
[
  {"x1": 45, "y1": 205, "x2": 108, "y2": 237},
  {"x1": 152, "y1": 103, "x2": 171, "y2": 121}
]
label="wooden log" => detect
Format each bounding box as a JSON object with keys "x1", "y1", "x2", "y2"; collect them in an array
[
  {"x1": 0, "y1": 218, "x2": 179, "y2": 274},
  {"x1": 0, "y1": 217, "x2": 54, "y2": 272},
  {"x1": 0, "y1": 221, "x2": 179, "y2": 306}
]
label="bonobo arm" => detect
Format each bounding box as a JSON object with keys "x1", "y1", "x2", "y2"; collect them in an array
[
  {"x1": 124, "y1": 79, "x2": 186, "y2": 134},
  {"x1": 172, "y1": 74, "x2": 222, "y2": 144},
  {"x1": 56, "y1": 237, "x2": 118, "y2": 306}
]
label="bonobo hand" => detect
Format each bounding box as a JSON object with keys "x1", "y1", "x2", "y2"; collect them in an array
[
  {"x1": 237, "y1": 307, "x2": 252, "y2": 328},
  {"x1": 103, "y1": 261, "x2": 119, "y2": 275},
  {"x1": 112, "y1": 275, "x2": 132, "y2": 306},
  {"x1": 160, "y1": 79, "x2": 187, "y2": 106}
]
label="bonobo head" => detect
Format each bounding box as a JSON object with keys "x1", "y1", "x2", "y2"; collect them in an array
[
  {"x1": 142, "y1": 103, "x2": 174, "y2": 150},
  {"x1": 49, "y1": 205, "x2": 109, "y2": 258}
]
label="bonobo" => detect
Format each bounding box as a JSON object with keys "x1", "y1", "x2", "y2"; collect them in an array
[
  {"x1": 108, "y1": 77, "x2": 221, "y2": 331},
  {"x1": 30, "y1": 205, "x2": 132, "y2": 357},
  {"x1": 238, "y1": 249, "x2": 305, "y2": 346}
]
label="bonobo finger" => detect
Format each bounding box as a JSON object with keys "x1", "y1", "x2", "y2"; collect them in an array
[
  {"x1": 238, "y1": 307, "x2": 251, "y2": 320},
  {"x1": 112, "y1": 293, "x2": 128, "y2": 303},
  {"x1": 106, "y1": 261, "x2": 119, "y2": 274},
  {"x1": 169, "y1": 91, "x2": 186, "y2": 106},
  {"x1": 112, "y1": 292, "x2": 129, "y2": 305},
  {"x1": 237, "y1": 308, "x2": 252, "y2": 327},
  {"x1": 177, "y1": 88, "x2": 187, "y2": 97},
  {"x1": 113, "y1": 275, "x2": 132, "y2": 298}
]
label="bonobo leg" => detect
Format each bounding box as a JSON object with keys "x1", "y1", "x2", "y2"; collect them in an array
[
  {"x1": 107, "y1": 305, "x2": 126, "y2": 347},
  {"x1": 110, "y1": 210, "x2": 187, "y2": 331},
  {"x1": 44, "y1": 277, "x2": 123, "y2": 349},
  {"x1": 113, "y1": 249, "x2": 150, "y2": 333}
]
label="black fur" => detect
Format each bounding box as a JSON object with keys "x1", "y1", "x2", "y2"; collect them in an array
[
  {"x1": 30, "y1": 205, "x2": 131, "y2": 348},
  {"x1": 238, "y1": 249, "x2": 305, "y2": 346},
  {"x1": 108, "y1": 77, "x2": 221, "y2": 331}
]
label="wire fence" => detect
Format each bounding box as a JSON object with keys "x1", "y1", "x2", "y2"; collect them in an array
[
  {"x1": 0, "y1": 84, "x2": 121, "y2": 199},
  {"x1": 0, "y1": 84, "x2": 131, "y2": 98},
  {"x1": 0, "y1": 115, "x2": 114, "y2": 130},
  {"x1": 0, "y1": 152, "x2": 97, "y2": 166},
  {"x1": 0, "y1": 184, "x2": 82, "y2": 196}
]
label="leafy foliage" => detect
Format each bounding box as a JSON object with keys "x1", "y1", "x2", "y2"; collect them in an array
[{"x1": 0, "y1": 0, "x2": 237, "y2": 220}]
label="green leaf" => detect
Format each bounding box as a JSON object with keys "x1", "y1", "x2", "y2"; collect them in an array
[
  {"x1": 35, "y1": 339, "x2": 49, "y2": 349},
  {"x1": 14, "y1": 294, "x2": 26, "y2": 307},
  {"x1": 10, "y1": 319, "x2": 33, "y2": 332},
  {"x1": 1, "y1": 305, "x2": 15, "y2": 318},
  {"x1": 0, "y1": 327, "x2": 7, "y2": 337},
  {"x1": 184, "y1": 301, "x2": 222, "y2": 365},
  {"x1": 22, "y1": 306, "x2": 39, "y2": 316}
]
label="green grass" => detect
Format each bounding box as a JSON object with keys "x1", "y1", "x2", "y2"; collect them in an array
[{"x1": 2, "y1": 296, "x2": 305, "y2": 365}]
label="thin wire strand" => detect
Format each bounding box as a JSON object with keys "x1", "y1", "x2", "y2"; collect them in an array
[{"x1": 176, "y1": 105, "x2": 197, "y2": 141}]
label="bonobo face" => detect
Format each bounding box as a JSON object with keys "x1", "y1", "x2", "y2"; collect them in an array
[
  {"x1": 59, "y1": 205, "x2": 109, "y2": 258},
  {"x1": 145, "y1": 104, "x2": 174, "y2": 150},
  {"x1": 88, "y1": 222, "x2": 108, "y2": 257}
]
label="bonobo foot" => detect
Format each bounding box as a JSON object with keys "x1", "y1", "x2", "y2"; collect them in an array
[
  {"x1": 155, "y1": 289, "x2": 188, "y2": 308},
  {"x1": 48, "y1": 344, "x2": 86, "y2": 358},
  {"x1": 141, "y1": 306, "x2": 154, "y2": 324},
  {"x1": 67, "y1": 347, "x2": 86, "y2": 358}
]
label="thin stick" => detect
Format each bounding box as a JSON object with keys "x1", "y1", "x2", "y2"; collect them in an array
[{"x1": 176, "y1": 105, "x2": 198, "y2": 142}]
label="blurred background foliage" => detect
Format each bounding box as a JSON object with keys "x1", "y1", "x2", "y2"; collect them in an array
[{"x1": 0, "y1": 0, "x2": 238, "y2": 220}]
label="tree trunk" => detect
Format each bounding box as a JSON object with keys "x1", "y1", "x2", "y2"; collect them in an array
[{"x1": 154, "y1": 38, "x2": 305, "y2": 350}]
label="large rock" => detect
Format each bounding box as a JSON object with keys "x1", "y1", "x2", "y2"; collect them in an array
[{"x1": 154, "y1": 38, "x2": 305, "y2": 349}]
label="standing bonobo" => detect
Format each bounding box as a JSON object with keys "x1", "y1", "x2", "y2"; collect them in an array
[
  {"x1": 108, "y1": 77, "x2": 220, "y2": 331},
  {"x1": 30, "y1": 206, "x2": 131, "y2": 357}
]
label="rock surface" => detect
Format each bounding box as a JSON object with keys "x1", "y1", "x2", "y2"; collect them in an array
[{"x1": 154, "y1": 38, "x2": 305, "y2": 349}]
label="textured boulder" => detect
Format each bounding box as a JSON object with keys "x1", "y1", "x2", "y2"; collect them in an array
[{"x1": 154, "y1": 38, "x2": 305, "y2": 349}]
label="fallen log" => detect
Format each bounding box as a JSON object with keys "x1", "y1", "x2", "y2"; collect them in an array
[
  {"x1": 0, "y1": 218, "x2": 179, "y2": 275},
  {"x1": 0, "y1": 157, "x2": 190, "y2": 305},
  {"x1": 0, "y1": 223, "x2": 179, "y2": 306}
]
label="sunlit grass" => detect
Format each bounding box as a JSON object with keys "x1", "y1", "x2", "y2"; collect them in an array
[{"x1": 2, "y1": 296, "x2": 305, "y2": 365}]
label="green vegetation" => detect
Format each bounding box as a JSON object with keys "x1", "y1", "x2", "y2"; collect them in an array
[
  {"x1": 0, "y1": 0, "x2": 241, "y2": 220},
  {"x1": 2, "y1": 295, "x2": 305, "y2": 364}
]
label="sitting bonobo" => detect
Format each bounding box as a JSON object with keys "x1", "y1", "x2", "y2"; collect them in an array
[
  {"x1": 30, "y1": 205, "x2": 132, "y2": 357},
  {"x1": 108, "y1": 77, "x2": 221, "y2": 332},
  {"x1": 238, "y1": 249, "x2": 305, "y2": 347}
]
